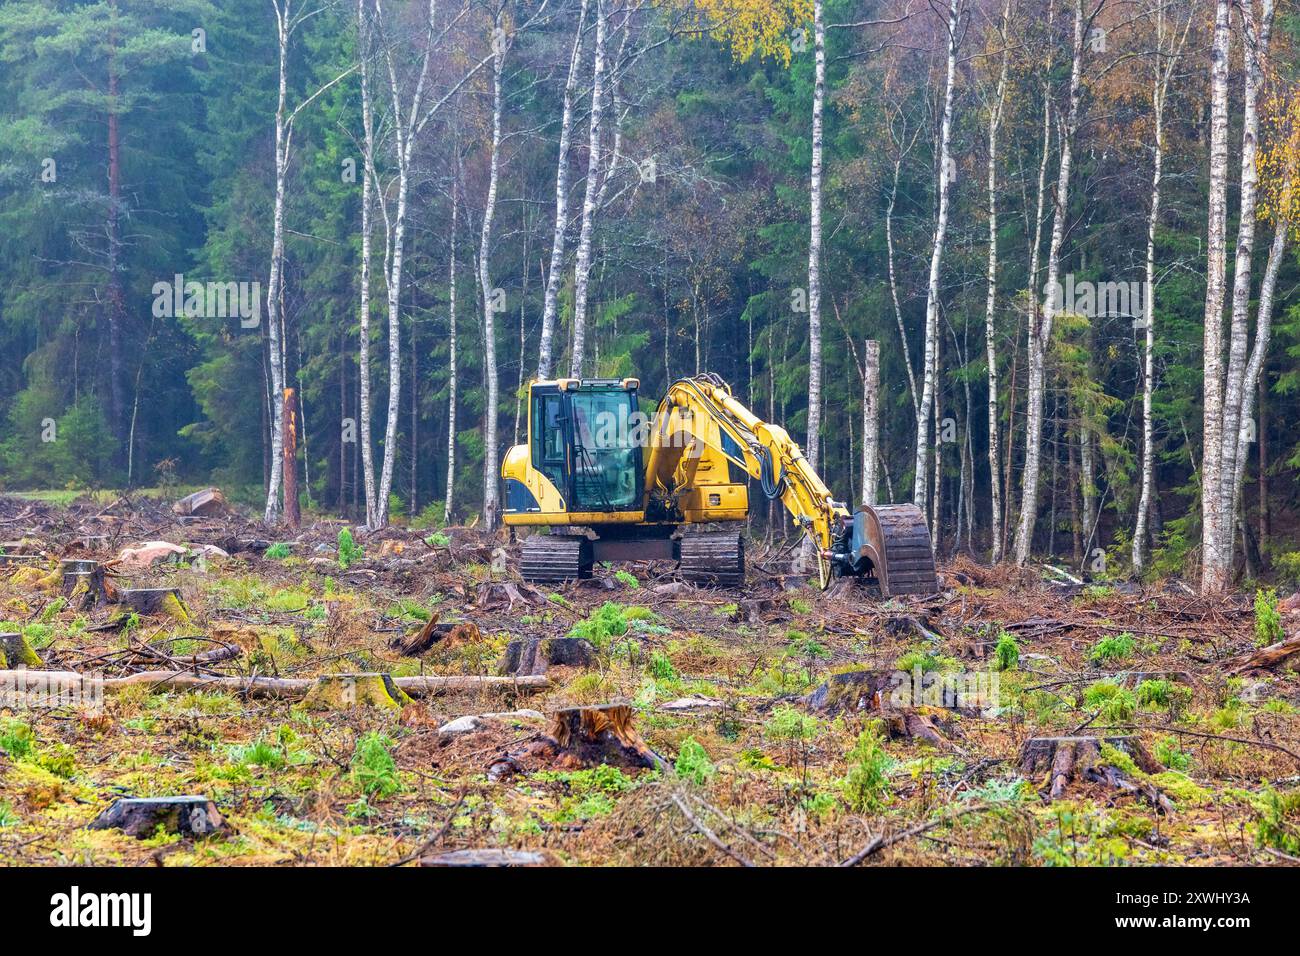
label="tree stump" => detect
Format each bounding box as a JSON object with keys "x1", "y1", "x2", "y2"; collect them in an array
[
  {"x1": 472, "y1": 581, "x2": 547, "y2": 612},
  {"x1": 492, "y1": 703, "x2": 666, "y2": 777},
  {"x1": 0, "y1": 553, "x2": 44, "y2": 568},
  {"x1": 301, "y1": 673, "x2": 413, "y2": 711},
  {"x1": 1019, "y1": 736, "x2": 1159, "y2": 801},
  {"x1": 501, "y1": 637, "x2": 595, "y2": 676},
  {"x1": 0, "y1": 633, "x2": 40, "y2": 669},
  {"x1": 802, "y1": 670, "x2": 896, "y2": 715},
  {"x1": 61, "y1": 559, "x2": 110, "y2": 609},
  {"x1": 89, "y1": 796, "x2": 226, "y2": 839},
  {"x1": 116, "y1": 588, "x2": 191, "y2": 622},
  {"x1": 420, "y1": 849, "x2": 549, "y2": 867}
]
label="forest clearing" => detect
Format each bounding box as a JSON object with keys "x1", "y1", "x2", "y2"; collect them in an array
[
  {"x1": 0, "y1": 490, "x2": 1297, "y2": 869},
  {"x1": 1, "y1": 0, "x2": 1300, "y2": 903}
]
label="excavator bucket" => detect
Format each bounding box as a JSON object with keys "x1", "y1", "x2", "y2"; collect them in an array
[{"x1": 852, "y1": 504, "x2": 939, "y2": 597}]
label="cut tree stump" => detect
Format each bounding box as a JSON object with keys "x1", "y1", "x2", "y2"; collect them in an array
[
  {"x1": 0, "y1": 553, "x2": 44, "y2": 568},
  {"x1": 802, "y1": 670, "x2": 896, "y2": 715},
  {"x1": 61, "y1": 559, "x2": 111, "y2": 609},
  {"x1": 90, "y1": 796, "x2": 227, "y2": 839},
  {"x1": 0, "y1": 632, "x2": 40, "y2": 669},
  {"x1": 501, "y1": 637, "x2": 595, "y2": 676},
  {"x1": 116, "y1": 588, "x2": 191, "y2": 622},
  {"x1": 1019, "y1": 736, "x2": 1160, "y2": 801},
  {"x1": 420, "y1": 849, "x2": 549, "y2": 867},
  {"x1": 301, "y1": 673, "x2": 413, "y2": 711},
  {"x1": 389, "y1": 616, "x2": 481, "y2": 656},
  {"x1": 474, "y1": 581, "x2": 546, "y2": 611},
  {"x1": 491, "y1": 703, "x2": 666, "y2": 777}
]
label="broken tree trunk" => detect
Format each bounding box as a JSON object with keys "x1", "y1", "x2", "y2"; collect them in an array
[
  {"x1": 492, "y1": 703, "x2": 666, "y2": 779},
  {"x1": 172, "y1": 487, "x2": 228, "y2": 517},
  {"x1": 390, "y1": 616, "x2": 481, "y2": 656},
  {"x1": 302, "y1": 672, "x2": 412, "y2": 710},
  {"x1": 282, "y1": 388, "x2": 300, "y2": 528},
  {"x1": 1225, "y1": 634, "x2": 1300, "y2": 675}
]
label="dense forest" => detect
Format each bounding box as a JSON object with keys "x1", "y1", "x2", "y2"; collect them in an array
[{"x1": 1, "y1": 0, "x2": 1297, "y2": 593}]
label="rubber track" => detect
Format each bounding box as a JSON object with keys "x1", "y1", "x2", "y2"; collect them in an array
[
  {"x1": 679, "y1": 531, "x2": 744, "y2": 588},
  {"x1": 520, "y1": 535, "x2": 590, "y2": 584}
]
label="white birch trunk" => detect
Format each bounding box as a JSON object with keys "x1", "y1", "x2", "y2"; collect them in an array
[
  {"x1": 805, "y1": 0, "x2": 826, "y2": 473},
  {"x1": 983, "y1": 0, "x2": 1011, "y2": 562},
  {"x1": 444, "y1": 185, "x2": 459, "y2": 524},
  {"x1": 480, "y1": 15, "x2": 506, "y2": 530},
  {"x1": 1013, "y1": 0, "x2": 1085, "y2": 566},
  {"x1": 536, "y1": 0, "x2": 589, "y2": 379},
  {"x1": 1199, "y1": 0, "x2": 1233, "y2": 592},
  {"x1": 862, "y1": 340, "x2": 880, "y2": 506},
  {"x1": 263, "y1": 2, "x2": 291, "y2": 525},
  {"x1": 1220, "y1": 0, "x2": 1274, "y2": 540},
  {"x1": 1133, "y1": 0, "x2": 1189, "y2": 574},
  {"x1": 567, "y1": 0, "x2": 607, "y2": 378},
  {"x1": 358, "y1": 0, "x2": 379, "y2": 528},
  {"x1": 913, "y1": 0, "x2": 962, "y2": 510},
  {"x1": 1232, "y1": 203, "x2": 1291, "y2": 512}
]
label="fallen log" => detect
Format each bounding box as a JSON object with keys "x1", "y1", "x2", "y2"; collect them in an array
[
  {"x1": 1225, "y1": 635, "x2": 1300, "y2": 675},
  {"x1": 420, "y1": 849, "x2": 549, "y2": 867},
  {"x1": 0, "y1": 669, "x2": 549, "y2": 700}
]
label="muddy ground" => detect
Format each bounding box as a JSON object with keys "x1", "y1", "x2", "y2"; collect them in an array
[{"x1": 0, "y1": 493, "x2": 1297, "y2": 866}]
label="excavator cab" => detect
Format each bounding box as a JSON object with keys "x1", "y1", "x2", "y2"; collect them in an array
[{"x1": 504, "y1": 378, "x2": 645, "y2": 522}]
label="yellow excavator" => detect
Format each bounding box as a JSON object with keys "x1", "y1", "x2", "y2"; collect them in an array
[{"x1": 501, "y1": 373, "x2": 938, "y2": 596}]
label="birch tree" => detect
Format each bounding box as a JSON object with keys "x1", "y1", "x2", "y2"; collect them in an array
[
  {"x1": 912, "y1": 0, "x2": 962, "y2": 511},
  {"x1": 444, "y1": 178, "x2": 460, "y2": 523},
  {"x1": 264, "y1": 0, "x2": 358, "y2": 524},
  {"x1": 805, "y1": 0, "x2": 826, "y2": 473},
  {"x1": 1012, "y1": 0, "x2": 1090, "y2": 566},
  {"x1": 479, "y1": 7, "x2": 508, "y2": 530},
  {"x1": 980, "y1": 0, "x2": 1012, "y2": 562},
  {"x1": 567, "y1": 0, "x2": 608, "y2": 377},
  {"x1": 1197, "y1": 0, "x2": 1233, "y2": 592},
  {"x1": 1133, "y1": 0, "x2": 1192, "y2": 575},
  {"x1": 1217, "y1": 0, "x2": 1275, "y2": 560},
  {"x1": 536, "y1": 0, "x2": 590, "y2": 379}
]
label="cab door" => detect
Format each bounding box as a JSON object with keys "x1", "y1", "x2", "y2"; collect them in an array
[{"x1": 530, "y1": 389, "x2": 571, "y2": 502}]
